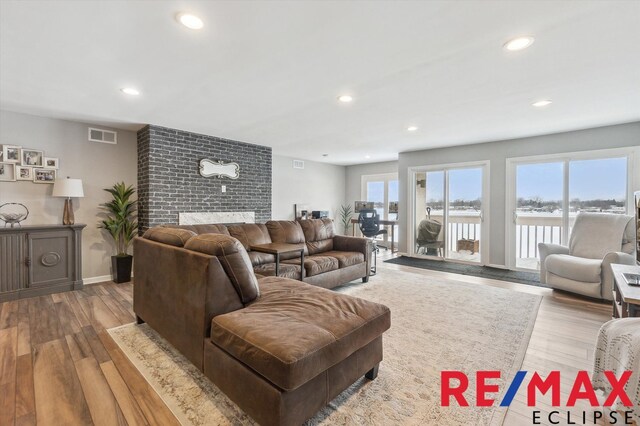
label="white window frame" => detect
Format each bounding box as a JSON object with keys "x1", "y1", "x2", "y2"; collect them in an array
[
  {"x1": 360, "y1": 173, "x2": 399, "y2": 246},
  {"x1": 360, "y1": 173, "x2": 399, "y2": 220},
  {"x1": 505, "y1": 146, "x2": 638, "y2": 270}
]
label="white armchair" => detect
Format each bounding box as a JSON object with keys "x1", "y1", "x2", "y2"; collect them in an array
[{"x1": 539, "y1": 213, "x2": 635, "y2": 300}]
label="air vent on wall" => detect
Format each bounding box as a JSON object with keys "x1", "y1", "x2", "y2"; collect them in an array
[
  {"x1": 88, "y1": 127, "x2": 117, "y2": 144},
  {"x1": 293, "y1": 160, "x2": 305, "y2": 169}
]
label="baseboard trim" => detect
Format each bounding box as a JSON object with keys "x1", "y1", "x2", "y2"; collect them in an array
[
  {"x1": 84, "y1": 275, "x2": 113, "y2": 285},
  {"x1": 486, "y1": 263, "x2": 510, "y2": 270},
  {"x1": 84, "y1": 273, "x2": 134, "y2": 286}
]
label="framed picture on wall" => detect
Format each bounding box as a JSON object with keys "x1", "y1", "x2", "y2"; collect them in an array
[
  {"x1": 16, "y1": 166, "x2": 33, "y2": 181},
  {"x1": 21, "y1": 149, "x2": 44, "y2": 167},
  {"x1": 2, "y1": 145, "x2": 22, "y2": 163},
  {"x1": 33, "y1": 168, "x2": 56, "y2": 183},
  {"x1": 0, "y1": 162, "x2": 17, "y2": 182},
  {"x1": 44, "y1": 157, "x2": 59, "y2": 169}
]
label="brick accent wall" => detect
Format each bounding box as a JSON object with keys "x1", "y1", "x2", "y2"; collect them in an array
[{"x1": 137, "y1": 125, "x2": 272, "y2": 232}]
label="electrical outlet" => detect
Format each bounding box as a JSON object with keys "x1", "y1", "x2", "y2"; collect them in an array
[{"x1": 221, "y1": 185, "x2": 226, "y2": 193}]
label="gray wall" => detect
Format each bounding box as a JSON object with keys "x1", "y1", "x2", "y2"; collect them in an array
[
  {"x1": 272, "y1": 155, "x2": 346, "y2": 227},
  {"x1": 398, "y1": 121, "x2": 640, "y2": 266},
  {"x1": 0, "y1": 110, "x2": 138, "y2": 281},
  {"x1": 137, "y1": 125, "x2": 272, "y2": 231}
]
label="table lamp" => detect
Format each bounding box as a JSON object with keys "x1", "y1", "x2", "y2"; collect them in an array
[{"x1": 52, "y1": 177, "x2": 84, "y2": 225}]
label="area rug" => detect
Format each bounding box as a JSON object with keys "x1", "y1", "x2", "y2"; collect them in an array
[
  {"x1": 385, "y1": 256, "x2": 545, "y2": 287},
  {"x1": 108, "y1": 268, "x2": 542, "y2": 426}
]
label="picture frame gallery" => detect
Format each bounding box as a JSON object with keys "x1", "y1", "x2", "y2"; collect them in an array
[{"x1": 0, "y1": 145, "x2": 59, "y2": 184}]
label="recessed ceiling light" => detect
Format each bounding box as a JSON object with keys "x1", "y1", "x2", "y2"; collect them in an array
[
  {"x1": 407, "y1": 126, "x2": 418, "y2": 132},
  {"x1": 503, "y1": 36, "x2": 535, "y2": 51},
  {"x1": 120, "y1": 87, "x2": 140, "y2": 96},
  {"x1": 365, "y1": 155, "x2": 371, "y2": 159},
  {"x1": 337, "y1": 95, "x2": 353, "y2": 103},
  {"x1": 322, "y1": 154, "x2": 328, "y2": 157},
  {"x1": 532, "y1": 99, "x2": 552, "y2": 107},
  {"x1": 177, "y1": 13, "x2": 204, "y2": 30}
]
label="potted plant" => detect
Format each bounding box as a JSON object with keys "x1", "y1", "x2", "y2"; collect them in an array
[
  {"x1": 338, "y1": 204, "x2": 354, "y2": 235},
  {"x1": 98, "y1": 182, "x2": 138, "y2": 283}
]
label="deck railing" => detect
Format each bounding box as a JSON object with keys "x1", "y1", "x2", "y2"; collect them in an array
[
  {"x1": 515, "y1": 215, "x2": 563, "y2": 260},
  {"x1": 426, "y1": 212, "x2": 565, "y2": 260}
]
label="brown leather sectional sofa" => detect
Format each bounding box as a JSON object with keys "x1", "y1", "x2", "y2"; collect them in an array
[
  {"x1": 133, "y1": 219, "x2": 391, "y2": 425},
  {"x1": 170, "y1": 218, "x2": 372, "y2": 287}
]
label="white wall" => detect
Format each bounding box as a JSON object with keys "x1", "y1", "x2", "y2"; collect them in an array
[
  {"x1": 272, "y1": 155, "x2": 346, "y2": 226},
  {"x1": 0, "y1": 110, "x2": 138, "y2": 281},
  {"x1": 398, "y1": 121, "x2": 640, "y2": 266}
]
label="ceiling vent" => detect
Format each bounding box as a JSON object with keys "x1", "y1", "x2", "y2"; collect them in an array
[
  {"x1": 292, "y1": 160, "x2": 305, "y2": 169},
  {"x1": 88, "y1": 127, "x2": 117, "y2": 144}
]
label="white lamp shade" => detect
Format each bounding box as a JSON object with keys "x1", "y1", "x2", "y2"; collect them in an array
[{"x1": 52, "y1": 178, "x2": 84, "y2": 198}]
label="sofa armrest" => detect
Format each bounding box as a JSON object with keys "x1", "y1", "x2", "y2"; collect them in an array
[
  {"x1": 334, "y1": 235, "x2": 370, "y2": 254},
  {"x1": 601, "y1": 252, "x2": 636, "y2": 301},
  {"x1": 538, "y1": 243, "x2": 569, "y2": 284},
  {"x1": 334, "y1": 235, "x2": 372, "y2": 274},
  {"x1": 133, "y1": 237, "x2": 244, "y2": 370}
]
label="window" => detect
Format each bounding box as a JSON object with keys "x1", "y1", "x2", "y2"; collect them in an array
[
  {"x1": 361, "y1": 173, "x2": 399, "y2": 247},
  {"x1": 507, "y1": 149, "x2": 632, "y2": 270}
]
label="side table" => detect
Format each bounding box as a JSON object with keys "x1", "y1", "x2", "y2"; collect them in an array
[
  {"x1": 611, "y1": 263, "x2": 640, "y2": 318},
  {"x1": 250, "y1": 243, "x2": 306, "y2": 280}
]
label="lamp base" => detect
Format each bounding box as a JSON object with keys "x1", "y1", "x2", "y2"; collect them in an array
[{"x1": 63, "y1": 198, "x2": 75, "y2": 225}]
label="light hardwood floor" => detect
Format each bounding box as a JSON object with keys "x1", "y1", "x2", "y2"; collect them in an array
[{"x1": 0, "y1": 257, "x2": 618, "y2": 426}]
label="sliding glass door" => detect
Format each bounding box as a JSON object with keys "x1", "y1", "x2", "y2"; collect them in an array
[
  {"x1": 514, "y1": 161, "x2": 564, "y2": 269},
  {"x1": 410, "y1": 162, "x2": 488, "y2": 264},
  {"x1": 507, "y1": 152, "x2": 630, "y2": 270},
  {"x1": 447, "y1": 168, "x2": 484, "y2": 263}
]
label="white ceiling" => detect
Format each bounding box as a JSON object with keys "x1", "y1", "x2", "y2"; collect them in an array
[{"x1": 1, "y1": 1, "x2": 639, "y2": 165}]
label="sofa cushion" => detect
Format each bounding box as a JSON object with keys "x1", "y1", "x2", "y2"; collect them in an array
[
  {"x1": 143, "y1": 227, "x2": 196, "y2": 247},
  {"x1": 228, "y1": 224, "x2": 275, "y2": 266},
  {"x1": 184, "y1": 234, "x2": 260, "y2": 304},
  {"x1": 545, "y1": 254, "x2": 602, "y2": 283},
  {"x1": 210, "y1": 277, "x2": 390, "y2": 391},
  {"x1": 299, "y1": 219, "x2": 335, "y2": 255},
  {"x1": 321, "y1": 250, "x2": 365, "y2": 268},
  {"x1": 252, "y1": 263, "x2": 302, "y2": 280},
  {"x1": 265, "y1": 221, "x2": 309, "y2": 260},
  {"x1": 283, "y1": 255, "x2": 339, "y2": 277}
]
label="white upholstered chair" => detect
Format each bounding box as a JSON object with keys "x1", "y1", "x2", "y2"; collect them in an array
[{"x1": 538, "y1": 213, "x2": 635, "y2": 300}]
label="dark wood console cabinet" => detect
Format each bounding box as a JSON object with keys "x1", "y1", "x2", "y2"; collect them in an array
[{"x1": 0, "y1": 224, "x2": 85, "y2": 302}]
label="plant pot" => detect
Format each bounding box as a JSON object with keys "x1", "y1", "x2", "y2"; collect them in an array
[{"x1": 111, "y1": 255, "x2": 133, "y2": 283}]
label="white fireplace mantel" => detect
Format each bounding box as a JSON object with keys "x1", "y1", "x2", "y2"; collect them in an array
[{"x1": 178, "y1": 212, "x2": 255, "y2": 225}]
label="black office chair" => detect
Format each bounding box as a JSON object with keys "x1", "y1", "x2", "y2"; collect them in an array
[{"x1": 358, "y1": 209, "x2": 388, "y2": 275}]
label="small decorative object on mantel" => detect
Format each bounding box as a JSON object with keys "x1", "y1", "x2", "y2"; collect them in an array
[
  {"x1": 98, "y1": 182, "x2": 138, "y2": 283},
  {"x1": 199, "y1": 159, "x2": 240, "y2": 179},
  {"x1": 0, "y1": 203, "x2": 29, "y2": 227},
  {"x1": 52, "y1": 177, "x2": 84, "y2": 225}
]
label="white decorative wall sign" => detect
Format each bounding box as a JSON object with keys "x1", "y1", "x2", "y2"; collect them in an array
[{"x1": 199, "y1": 159, "x2": 240, "y2": 179}]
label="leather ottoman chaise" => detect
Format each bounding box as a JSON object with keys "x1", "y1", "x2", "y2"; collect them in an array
[{"x1": 134, "y1": 228, "x2": 391, "y2": 426}]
